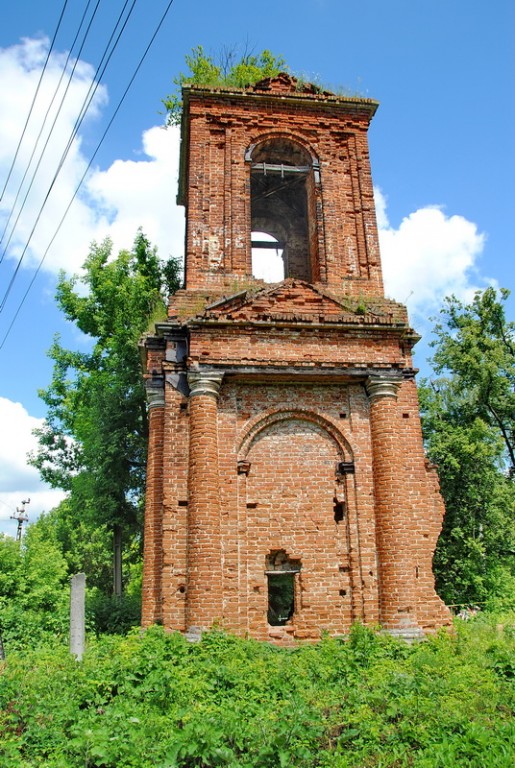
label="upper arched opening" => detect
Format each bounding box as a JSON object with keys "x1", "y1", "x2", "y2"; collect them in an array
[
  {"x1": 248, "y1": 138, "x2": 319, "y2": 283},
  {"x1": 250, "y1": 137, "x2": 313, "y2": 167}
]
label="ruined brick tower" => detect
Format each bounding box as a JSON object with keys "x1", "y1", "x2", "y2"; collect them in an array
[{"x1": 141, "y1": 74, "x2": 451, "y2": 642}]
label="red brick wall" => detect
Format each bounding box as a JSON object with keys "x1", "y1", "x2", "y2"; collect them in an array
[
  {"x1": 143, "y1": 367, "x2": 450, "y2": 641},
  {"x1": 141, "y1": 402, "x2": 164, "y2": 626},
  {"x1": 182, "y1": 88, "x2": 383, "y2": 296},
  {"x1": 188, "y1": 326, "x2": 412, "y2": 369},
  {"x1": 141, "y1": 78, "x2": 451, "y2": 641}
]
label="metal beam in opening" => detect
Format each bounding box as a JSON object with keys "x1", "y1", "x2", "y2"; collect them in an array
[
  {"x1": 251, "y1": 163, "x2": 310, "y2": 176},
  {"x1": 251, "y1": 240, "x2": 286, "y2": 250}
]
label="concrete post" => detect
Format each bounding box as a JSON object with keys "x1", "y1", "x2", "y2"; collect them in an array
[{"x1": 70, "y1": 573, "x2": 86, "y2": 660}]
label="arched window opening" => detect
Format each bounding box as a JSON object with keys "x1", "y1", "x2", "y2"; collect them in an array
[
  {"x1": 265, "y1": 550, "x2": 301, "y2": 626},
  {"x1": 249, "y1": 139, "x2": 318, "y2": 282},
  {"x1": 251, "y1": 231, "x2": 285, "y2": 282}
]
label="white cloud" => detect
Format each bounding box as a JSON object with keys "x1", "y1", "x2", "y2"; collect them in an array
[
  {"x1": 86, "y1": 125, "x2": 184, "y2": 262},
  {"x1": 375, "y1": 187, "x2": 488, "y2": 321},
  {"x1": 0, "y1": 37, "x2": 109, "y2": 273},
  {"x1": 0, "y1": 37, "x2": 184, "y2": 280},
  {"x1": 0, "y1": 397, "x2": 66, "y2": 534},
  {"x1": 374, "y1": 186, "x2": 390, "y2": 230}
]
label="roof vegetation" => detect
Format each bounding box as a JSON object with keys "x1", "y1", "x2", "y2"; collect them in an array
[{"x1": 163, "y1": 45, "x2": 288, "y2": 125}]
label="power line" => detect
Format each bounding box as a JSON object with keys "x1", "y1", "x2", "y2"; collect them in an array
[
  {"x1": 0, "y1": 0, "x2": 178, "y2": 351},
  {"x1": 58, "y1": 0, "x2": 139, "y2": 176},
  {"x1": 0, "y1": 0, "x2": 104, "y2": 294},
  {"x1": 0, "y1": 0, "x2": 138, "y2": 313},
  {"x1": 0, "y1": 0, "x2": 96, "y2": 261},
  {"x1": 0, "y1": 0, "x2": 70, "y2": 203}
]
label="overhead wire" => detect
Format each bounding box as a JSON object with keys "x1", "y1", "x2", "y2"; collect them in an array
[
  {"x1": 0, "y1": 0, "x2": 139, "y2": 313},
  {"x1": 0, "y1": 0, "x2": 140, "y2": 262},
  {"x1": 0, "y1": 0, "x2": 96, "y2": 260},
  {"x1": 0, "y1": 0, "x2": 178, "y2": 351},
  {"x1": 0, "y1": 0, "x2": 70, "y2": 203},
  {"x1": 59, "y1": 0, "x2": 138, "y2": 170},
  {"x1": 0, "y1": 0, "x2": 104, "y2": 291},
  {"x1": 0, "y1": 0, "x2": 143, "y2": 313}
]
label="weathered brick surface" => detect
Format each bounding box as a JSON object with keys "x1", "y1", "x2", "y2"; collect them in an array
[
  {"x1": 141, "y1": 403, "x2": 164, "y2": 626},
  {"x1": 178, "y1": 79, "x2": 382, "y2": 296},
  {"x1": 141, "y1": 75, "x2": 452, "y2": 642},
  {"x1": 186, "y1": 390, "x2": 224, "y2": 628}
]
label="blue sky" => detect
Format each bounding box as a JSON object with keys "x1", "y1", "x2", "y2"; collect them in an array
[{"x1": 0, "y1": 0, "x2": 514, "y2": 534}]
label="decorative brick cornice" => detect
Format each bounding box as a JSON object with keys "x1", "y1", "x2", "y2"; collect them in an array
[
  {"x1": 187, "y1": 371, "x2": 224, "y2": 398},
  {"x1": 365, "y1": 377, "x2": 401, "y2": 401}
]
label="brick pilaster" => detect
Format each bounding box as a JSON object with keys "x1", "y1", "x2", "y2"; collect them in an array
[
  {"x1": 186, "y1": 372, "x2": 224, "y2": 631},
  {"x1": 141, "y1": 385, "x2": 165, "y2": 626},
  {"x1": 366, "y1": 377, "x2": 422, "y2": 635}
]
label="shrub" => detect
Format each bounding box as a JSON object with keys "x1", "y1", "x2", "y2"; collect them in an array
[{"x1": 0, "y1": 618, "x2": 514, "y2": 767}]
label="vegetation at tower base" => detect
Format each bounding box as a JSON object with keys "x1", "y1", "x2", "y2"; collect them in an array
[
  {"x1": 1, "y1": 621, "x2": 514, "y2": 767},
  {"x1": 420, "y1": 287, "x2": 515, "y2": 608},
  {"x1": 28, "y1": 231, "x2": 180, "y2": 615},
  {"x1": 163, "y1": 45, "x2": 288, "y2": 125}
]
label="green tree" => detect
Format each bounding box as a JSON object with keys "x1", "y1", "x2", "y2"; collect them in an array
[
  {"x1": 30, "y1": 231, "x2": 180, "y2": 597},
  {"x1": 420, "y1": 288, "x2": 515, "y2": 607},
  {"x1": 33, "y1": 500, "x2": 113, "y2": 593},
  {"x1": 430, "y1": 287, "x2": 514, "y2": 473},
  {"x1": 163, "y1": 45, "x2": 287, "y2": 125},
  {"x1": 0, "y1": 527, "x2": 69, "y2": 649}
]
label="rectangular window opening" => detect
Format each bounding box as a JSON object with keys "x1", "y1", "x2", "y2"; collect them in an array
[{"x1": 267, "y1": 572, "x2": 295, "y2": 626}]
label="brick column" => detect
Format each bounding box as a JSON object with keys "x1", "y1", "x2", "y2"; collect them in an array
[
  {"x1": 366, "y1": 377, "x2": 422, "y2": 636},
  {"x1": 186, "y1": 372, "x2": 224, "y2": 632},
  {"x1": 142, "y1": 384, "x2": 165, "y2": 627}
]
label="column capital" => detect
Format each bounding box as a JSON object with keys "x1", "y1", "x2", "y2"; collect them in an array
[
  {"x1": 188, "y1": 371, "x2": 224, "y2": 398},
  {"x1": 146, "y1": 384, "x2": 165, "y2": 409},
  {"x1": 365, "y1": 376, "x2": 401, "y2": 402}
]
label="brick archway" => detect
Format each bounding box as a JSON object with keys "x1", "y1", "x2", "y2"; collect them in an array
[
  {"x1": 245, "y1": 131, "x2": 320, "y2": 167},
  {"x1": 237, "y1": 407, "x2": 354, "y2": 463}
]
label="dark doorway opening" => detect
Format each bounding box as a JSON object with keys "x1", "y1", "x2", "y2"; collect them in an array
[
  {"x1": 267, "y1": 573, "x2": 295, "y2": 626},
  {"x1": 265, "y1": 550, "x2": 301, "y2": 626}
]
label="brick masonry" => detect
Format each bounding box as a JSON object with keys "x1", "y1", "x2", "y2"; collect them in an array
[{"x1": 141, "y1": 74, "x2": 451, "y2": 642}]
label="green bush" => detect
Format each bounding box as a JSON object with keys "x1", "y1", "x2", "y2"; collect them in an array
[
  {"x1": 0, "y1": 530, "x2": 69, "y2": 651},
  {"x1": 87, "y1": 591, "x2": 141, "y2": 635},
  {"x1": 0, "y1": 618, "x2": 514, "y2": 767}
]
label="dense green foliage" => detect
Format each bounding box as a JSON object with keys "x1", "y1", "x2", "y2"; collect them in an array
[
  {"x1": 0, "y1": 522, "x2": 141, "y2": 651},
  {"x1": 429, "y1": 288, "x2": 514, "y2": 472},
  {"x1": 29, "y1": 232, "x2": 180, "y2": 596},
  {"x1": 1, "y1": 621, "x2": 514, "y2": 767},
  {"x1": 420, "y1": 288, "x2": 515, "y2": 607},
  {"x1": 163, "y1": 46, "x2": 287, "y2": 125},
  {"x1": 0, "y1": 528, "x2": 69, "y2": 650}
]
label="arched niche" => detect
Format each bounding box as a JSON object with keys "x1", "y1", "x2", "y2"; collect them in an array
[{"x1": 238, "y1": 408, "x2": 353, "y2": 463}]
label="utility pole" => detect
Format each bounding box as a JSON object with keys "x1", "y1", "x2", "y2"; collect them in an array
[{"x1": 10, "y1": 498, "x2": 30, "y2": 541}]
